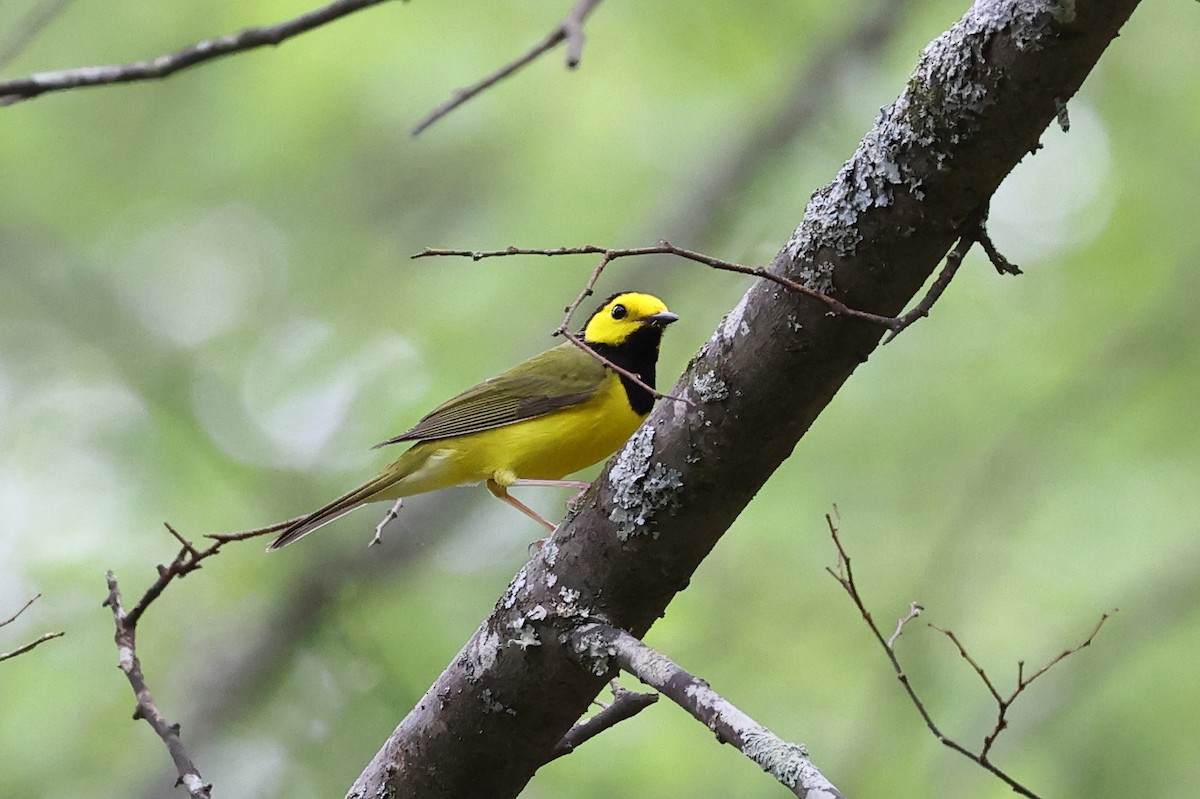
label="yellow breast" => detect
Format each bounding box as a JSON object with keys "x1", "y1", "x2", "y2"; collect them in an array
[{"x1": 376, "y1": 372, "x2": 644, "y2": 499}]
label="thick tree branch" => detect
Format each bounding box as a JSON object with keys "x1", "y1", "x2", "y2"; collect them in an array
[
  {"x1": 570, "y1": 623, "x2": 844, "y2": 798},
  {"x1": 0, "y1": 0, "x2": 392, "y2": 105},
  {"x1": 349, "y1": 2, "x2": 1141, "y2": 796}
]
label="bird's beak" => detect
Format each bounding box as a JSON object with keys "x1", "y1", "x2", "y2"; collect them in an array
[{"x1": 645, "y1": 311, "x2": 679, "y2": 327}]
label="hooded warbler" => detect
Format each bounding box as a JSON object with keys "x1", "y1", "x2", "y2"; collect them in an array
[{"x1": 268, "y1": 292, "x2": 678, "y2": 550}]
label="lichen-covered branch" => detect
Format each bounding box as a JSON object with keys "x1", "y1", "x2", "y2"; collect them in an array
[
  {"x1": 570, "y1": 623, "x2": 844, "y2": 798},
  {"x1": 348, "y1": 2, "x2": 1142, "y2": 797}
]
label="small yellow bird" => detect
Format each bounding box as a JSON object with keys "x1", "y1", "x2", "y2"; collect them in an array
[{"x1": 268, "y1": 292, "x2": 678, "y2": 550}]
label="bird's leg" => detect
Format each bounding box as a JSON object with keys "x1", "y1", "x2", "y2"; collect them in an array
[
  {"x1": 486, "y1": 479, "x2": 557, "y2": 532},
  {"x1": 370, "y1": 498, "x2": 403, "y2": 546},
  {"x1": 509, "y1": 478, "x2": 592, "y2": 508}
]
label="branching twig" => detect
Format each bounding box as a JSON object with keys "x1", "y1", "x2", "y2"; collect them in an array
[
  {"x1": 411, "y1": 0, "x2": 604, "y2": 135},
  {"x1": 104, "y1": 571, "x2": 212, "y2": 799},
  {"x1": 0, "y1": 593, "x2": 65, "y2": 663},
  {"x1": 930, "y1": 612, "x2": 1114, "y2": 759},
  {"x1": 100, "y1": 519, "x2": 292, "y2": 794},
  {"x1": 548, "y1": 681, "x2": 659, "y2": 762},
  {"x1": 415, "y1": 242, "x2": 900, "y2": 329},
  {"x1": 415, "y1": 232, "x2": 1017, "y2": 351},
  {"x1": 882, "y1": 203, "x2": 1021, "y2": 343},
  {"x1": 415, "y1": 244, "x2": 705, "y2": 406},
  {"x1": 121, "y1": 520, "x2": 289, "y2": 627},
  {"x1": 0, "y1": 0, "x2": 391, "y2": 105},
  {"x1": 570, "y1": 622, "x2": 845, "y2": 799},
  {"x1": 826, "y1": 513, "x2": 1111, "y2": 799}
]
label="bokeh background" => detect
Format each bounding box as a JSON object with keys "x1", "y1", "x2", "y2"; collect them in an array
[{"x1": 2, "y1": 1, "x2": 1197, "y2": 797}]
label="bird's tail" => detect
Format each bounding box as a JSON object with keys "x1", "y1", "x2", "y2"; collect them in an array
[{"x1": 267, "y1": 471, "x2": 399, "y2": 551}]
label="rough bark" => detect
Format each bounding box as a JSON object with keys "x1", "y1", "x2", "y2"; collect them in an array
[{"x1": 348, "y1": 1, "x2": 1142, "y2": 796}]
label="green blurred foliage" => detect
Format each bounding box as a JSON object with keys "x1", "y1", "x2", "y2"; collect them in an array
[{"x1": 1, "y1": 0, "x2": 1197, "y2": 797}]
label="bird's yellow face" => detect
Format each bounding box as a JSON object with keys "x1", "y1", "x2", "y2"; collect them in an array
[{"x1": 583, "y1": 292, "x2": 678, "y2": 346}]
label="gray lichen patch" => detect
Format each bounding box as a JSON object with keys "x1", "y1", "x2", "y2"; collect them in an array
[
  {"x1": 608, "y1": 426, "x2": 684, "y2": 541},
  {"x1": 572, "y1": 629, "x2": 617, "y2": 677},
  {"x1": 691, "y1": 370, "x2": 729, "y2": 403},
  {"x1": 743, "y1": 730, "x2": 812, "y2": 787},
  {"x1": 500, "y1": 568, "x2": 528, "y2": 610},
  {"x1": 480, "y1": 688, "x2": 515, "y2": 716}
]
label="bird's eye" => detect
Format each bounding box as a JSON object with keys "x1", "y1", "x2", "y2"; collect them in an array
[{"x1": 611, "y1": 304, "x2": 628, "y2": 320}]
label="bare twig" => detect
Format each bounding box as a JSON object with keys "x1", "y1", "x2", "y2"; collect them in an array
[
  {"x1": 827, "y1": 516, "x2": 1025, "y2": 793},
  {"x1": 104, "y1": 571, "x2": 212, "y2": 798},
  {"x1": 415, "y1": 242, "x2": 900, "y2": 329},
  {"x1": 548, "y1": 681, "x2": 659, "y2": 761},
  {"x1": 882, "y1": 203, "x2": 1021, "y2": 343},
  {"x1": 931, "y1": 611, "x2": 1115, "y2": 759},
  {"x1": 0, "y1": 630, "x2": 65, "y2": 662},
  {"x1": 559, "y1": 327, "x2": 693, "y2": 407},
  {"x1": 826, "y1": 513, "x2": 1111, "y2": 798},
  {"x1": 101, "y1": 520, "x2": 290, "y2": 793},
  {"x1": 415, "y1": 244, "x2": 699, "y2": 405},
  {"x1": 570, "y1": 622, "x2": 845, "y2": 799},
  {"x1": 0, "y1": 593, "x2": 65, "y2": 663},
  {"x1": 411, "y1": 0, "x2": 604, "y2": 135},
  {"x1": 0, "y1": 0, "x2": 391, "y2": 105},
  {"x1": 1, "y1": 593, "x2": 42, "y2": 628}
]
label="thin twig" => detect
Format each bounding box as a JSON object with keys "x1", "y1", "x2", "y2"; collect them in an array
[
  {"x1": 931, "y1": 611, "x2": 1115, "y2": 760},
  {"x1": 414, "y1": 244, "x2": 695, "y2": 405},
  {"x1": 205, "y1": 516, "x2": 300, "y2": 544},
  {"x1": 104, "y1": 571, "x2": 212, "y2": 798},
  {"x1": 415, "y1": 242, "x2": 900, "y2": 329},
  {"x1": 1, "y1": 593, "x2": 42, "y2": 628},
  {"x1": 411, "y1": 0, "x2": 604, "y2": 135},
  {"x1": 825, "y1": 513, "x2": 1043, "y2": 798},
  {"x1": 0, "y1": 631, "x2": 65, "y2": 662},
  {"x1": 559, "y1": 328, "x2": 692, "y2": 406},
  {"x1": 100, "y1": 519, "x2": 293, "y2": 792},
  {"x1": 881, "y1": 202, "x2": 1021, "y2": 344},
  {"x1": 882, "y1": 234, "x2": 973, "y2": 344},
  {"x1": 0, "y1": 594, "x2": 64, "y2": 663},
  {"x1": 0, "y1": 0, "x2": 391, "y2": 105}
]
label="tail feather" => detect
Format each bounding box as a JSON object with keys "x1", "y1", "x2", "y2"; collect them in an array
[{"x1": 267, "y1": 473, "x2": 398, "y2": 551}]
